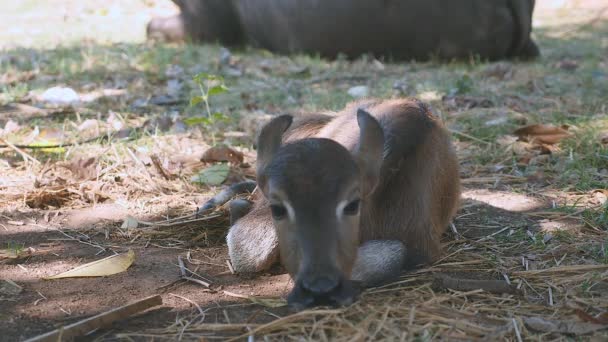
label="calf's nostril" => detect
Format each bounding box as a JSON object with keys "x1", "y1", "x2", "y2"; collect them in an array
[{"x1": 302, "y1": 276, "x2": 340, "y2": 295}]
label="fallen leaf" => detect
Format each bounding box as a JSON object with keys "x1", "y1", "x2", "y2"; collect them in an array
[
  {"x1": 150, "y1": 154, "x2": 176, "y2": 180},
  {"x1": 77, "y1": 119, "x2": 100, "y2": 132},
  {"x1": 514, "y1": 124, "x2": 572, "y2": 145},
  {"x1": 523, "y1": 316, "x2": 607, "y2": 335},
  {"x1": 2, "y1": 120, "x2": 21, "y2": 135},
  {"x1": 201, "y1": 145, "x2": 244, "y2": 164},
  {"x1": 555, "y1": 59, "x2": 579, "y2": 71},
  {"x1": 25, "y1": 187, "x2": 71, "y2": 209},
  {"x1": 191, "y1": 163, "x2": 230, "y2": 186},
  {"x1": 599, "y1": 131, "x2": 608, "y2": 145},
  {"x1": 44, "y1": 250, "x2": 135, "y2": 279},
  {"x1": 60, "y1": 156, "x2": 98, "y2": 181},
  {"x1": 573, "y1": 308, "x2": 608, "y2": 325}
]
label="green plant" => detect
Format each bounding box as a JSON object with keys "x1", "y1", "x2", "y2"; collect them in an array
[
  {"x1": 6, "y1": 241, "x2": 25, "y2": 256},
  {"x1": 186, "y1": 72, "x2": 231, "y2": 144}
]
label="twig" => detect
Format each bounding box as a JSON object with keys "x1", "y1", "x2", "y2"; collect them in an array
[
  {"x1": 169, "y1": 293, "x2": 204, "y2": 317},
  {"x1": 512, "y1": 318, "x2": 523, "y2": 342},
  {"x1": 432, "y1": 274, "x2": 517, "y2": 294},
  {"x1": 150, "y1": 154, "x2": 175, "y2": 180},
  {"x1": 226, "y1": 309, "x2": 343, "y2": 342},
  {"x1": 24, "y1": 295, "x2": 162, "y2": 342},
  {"x1": 449, "y1": 129, "x2": 491, "y2": 145},
  {"x1": 0, "y1": 137, "x2": 41, "y2": 164},
  {"x1": 475, "y1": 226, "x2": 510, "y2": 242}
]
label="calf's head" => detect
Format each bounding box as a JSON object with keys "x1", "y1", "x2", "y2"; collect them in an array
[{"x1": 256, "y1": 110, "x2": 384, "y2": 308}]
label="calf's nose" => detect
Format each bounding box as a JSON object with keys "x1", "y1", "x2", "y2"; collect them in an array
[{"x1": 301, "y1": 274, "x2": 340, "y2": 295}]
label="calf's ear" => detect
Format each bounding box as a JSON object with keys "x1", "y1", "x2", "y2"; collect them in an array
[
  {"x1": 256, "y1": 115, "x2": 293, "y2": 195},
  {"x1": 354, "y1": 109, "x2": 384, "y2": 197}
]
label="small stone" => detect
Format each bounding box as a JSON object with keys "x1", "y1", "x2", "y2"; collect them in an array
[
  {"x1": 132, "y1": 98, "x2": 148, "y2": 108},
  {"x1": 392, "y1": 80, "x2": 408, "y2": 94},
  {"x1": 40, "y1": 86, "x2": 80, "y2": 105},
  {"x1": 372, "y1": 59, "x2": 385, "y2": 71},
  {"x1": 164, "y1": 64, "x2": 184, "y2": 78},
  {"x1": 166, "y1": 79, "x2": 182, "y2": 97},
  {"x1": 219, "y1": 47, "x2": 232, "y2": 65},
  {"x1": 347, "y1": 86, "x2": 369, "y2": 98},
  {"x1": 223, "y1": 66, "x2": 243, "y2": 77},
  {"x1": 485, "y1": 117, "x2": 509, "y2": 126}
]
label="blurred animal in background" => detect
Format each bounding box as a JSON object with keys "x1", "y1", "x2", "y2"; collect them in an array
[{"x1": 147, "y1": 0, "x2": 539, "y2": 61}]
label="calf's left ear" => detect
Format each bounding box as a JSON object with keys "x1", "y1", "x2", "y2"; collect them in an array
[
  {"x1": 354, "y1": 109, "x2": 384, "y2": 197},
  {"x1": 256, "y1": 115, "x2": 293, "y2": 195}
]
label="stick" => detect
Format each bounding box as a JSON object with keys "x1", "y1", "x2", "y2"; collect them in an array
[
  {"x1": 24, "y1": 295, "x2": 162, "y2": 342},
  {"x1": 432, "y1": 274, "x2": 517, "y2": 294},
  {"x1": 449, "y1": 129, "x2": 491, "y2": 145},
  {"x1": 0, "y1": 137, "x2": 41, "y2": 164}
]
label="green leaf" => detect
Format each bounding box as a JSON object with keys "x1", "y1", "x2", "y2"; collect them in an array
[
  {"x1": 455, "y1": 74, "x2": 474, "y2": 94},
  {"x1": 191, "y1": 163, "x2": 230, "y2": 186},
  {"x1": 210, "y1": 112, "x2": 230, "y2": 123},
  {"x1": 184, "y1": 116, "x2": 211, "y2": 126},
  {"x1": 193, "y1": 72, "x2": 209, "y2": 84},
  {"x1": 190, "y1": 95, "x2": 204, "y2": 107},
  {"x1": 208, "y1": 84, "x2": 229, "y2": 97},
  {"x1": 28, "y1": 141, "x2": 65, "y2": 153},
  {"x1": 193, "y1": 73, "x2": 224, "y2": 84}
]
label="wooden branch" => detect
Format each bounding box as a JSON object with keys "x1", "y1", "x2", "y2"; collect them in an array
[
  {"x1": 24, "y1": 295, "x2": 162, "y2": 342},
  {"x1": 432, "y1": 273, "x2": 517, "y2": 294}
]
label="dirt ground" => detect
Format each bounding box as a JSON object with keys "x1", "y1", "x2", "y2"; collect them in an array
[{"x1": 1, "y1": 1, "x2": 608, "y2": 341}]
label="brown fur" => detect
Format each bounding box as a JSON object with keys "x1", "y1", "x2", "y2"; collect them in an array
[{"x1": 226, "y1": 98, "x2": 460, "y2": 306}]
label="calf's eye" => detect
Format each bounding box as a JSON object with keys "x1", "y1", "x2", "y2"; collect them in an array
[
  {"x1": 343, "y1": 199, "x2": 360, "y2": 215},
  {"x1": 270, "y1": 204, "x2": 287, "y2": 219}
]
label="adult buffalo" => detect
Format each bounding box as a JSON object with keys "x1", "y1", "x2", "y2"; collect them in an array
[{"x1": 147, "y1": 0, "x2": 539, "y2": 61}]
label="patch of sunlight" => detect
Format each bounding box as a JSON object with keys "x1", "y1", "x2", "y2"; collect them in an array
[
  {"x1": 2, "y1": 259, "x2": 85, "y2": 282},
  {"x1": 418, "y1": 90, "x2": 442, "y2": 102},
  {"x1": 462, "y1": 189, "x2": 547, "y2": 212}
]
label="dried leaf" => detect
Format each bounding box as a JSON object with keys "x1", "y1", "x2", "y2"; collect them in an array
[
  {"x1": 2, "y1": 120, "x2": 21, "y2": 135},
  {"x1": 77, "y1": 119, "x2": 100, "y2": 132},
  {"x1": 151, "y1": 154, "x2": 176, "y2": 180},
  {"x1": 61, "y1": 156, "x2": 98, "y2": 181},
  {"x1": 44, "y1": 250, "x2": 135, "y2": 279},
  {"x1": 523, "y1": 316, "x2": 607, "y2": 335},
  {"x1": 201, "y1": 145, "x2": 244, "y2": 164},
  {"x1": 555, "y1": 59, "x2": 579, "y2": 71},
  {"x1": 25, "y1": 187, "x2": 71, "y2": 209},
  {"x1": 514, "y1": 124, "x2": 572, "y2": 145},
  {"x1": 574, "y1": 309, "x2": 608, "y2": 325},
  {"x1": 191, "y1": 163, "x2": 230, "y2": 186},
  {"x1": 599, "y1": 131, "x2": 608, "y2": 145}
]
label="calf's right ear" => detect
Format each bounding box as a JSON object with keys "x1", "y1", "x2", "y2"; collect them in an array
[{"x1": 256, "y1": 115, "x2": 293, "y2": 193}]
